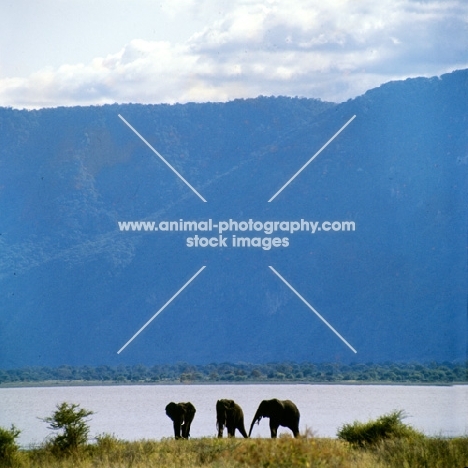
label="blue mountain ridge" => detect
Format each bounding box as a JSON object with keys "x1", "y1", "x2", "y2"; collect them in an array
[{"x1": 0, "y1": 69, "x2": 467, "y2": 368}]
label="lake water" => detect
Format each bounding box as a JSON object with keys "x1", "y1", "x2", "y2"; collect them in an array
[{"x1": 0, "y1": 384, "x2": 466, "y2": 448}]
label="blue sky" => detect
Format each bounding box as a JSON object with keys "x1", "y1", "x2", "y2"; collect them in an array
[{"x1": 1, "y1": 0, "x2": 467, "y2": 108}]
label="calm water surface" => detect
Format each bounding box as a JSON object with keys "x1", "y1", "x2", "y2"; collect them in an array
[{"x1": 0, "y1": 384, "x2": 466, "y2": 447}]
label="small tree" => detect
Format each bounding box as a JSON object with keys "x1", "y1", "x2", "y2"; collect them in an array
[
  {"x1": 42, "y1": 402, "x2": 94, "y2": 453},
  {"x1": 0, "y1": 425, "x2": 21, "y2": 465},
  {"x1": 337, "y1": 410, "x2": 423, "y2": 448}
]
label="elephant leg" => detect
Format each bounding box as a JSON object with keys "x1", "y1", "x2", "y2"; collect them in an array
[
  {"x1": 269, "y1": 419, "x2": 278, "y2": 438},
  {"x1": 182, "y1": 422, "x2": 190, "y2": 439},
  {"x1": 288, "y1": 419, "x2": 300, "y2": 438},
  {"x1": 292, "y1": 424, "x2": 300, "y2": 438},
  {"x1": 173, "y1": 421, "x2": 181, "y2": 439},
  {"x1": 217, "y1": 424, "x2": 224, "y2": 438},
  {"x1": 226, "y1": 415, "x2": 234, "y2": 437},
  {"x1": 238, "y1": 423, "x2": 249, "y2": 438},
  {"x1": 236, "y1": 415, "x2": 248, "y2": 438},
  {"x1": 288, "y1": 424, "x2": 300, "y2": 438}
]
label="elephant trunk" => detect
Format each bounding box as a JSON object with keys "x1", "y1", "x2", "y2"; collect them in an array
[{"x1": 248, "y1": 409, "x2": 262, "y2": 437}]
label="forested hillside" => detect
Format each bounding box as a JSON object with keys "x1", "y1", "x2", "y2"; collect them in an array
[{"x1": 0, "y1": 70, "x2": 467, "y2": 368}]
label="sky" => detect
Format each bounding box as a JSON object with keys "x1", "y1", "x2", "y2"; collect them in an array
[{"x1": 0, "y1": 0, "x2": 467, "y2": 109}]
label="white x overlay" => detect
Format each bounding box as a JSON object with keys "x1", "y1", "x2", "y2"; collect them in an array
[
  {"x1": 269, "y1": 266, "x2": 357, "y2": 353},
  {"x1": 118, "y1": 114, "x2": 207, "y2": 202},
  {"x1": 117, "y1": 266, "x2": 206, "y2": 354},
  {"x1": 268, "y1": 115, "x2": 356, "y2": 202},
  {"x1": 117, "y1": 115, "x2": 357, "y2": 354}
]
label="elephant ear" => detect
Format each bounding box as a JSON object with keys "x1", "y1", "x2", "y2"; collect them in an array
[
  {"x1": 184, "y1": 402, "x2": 196, "y2": 416},
  {"x1": 165, "y1": 402, "x2": 177, "y2": 417},
  {"x1": 227, "y1": 400, "x2": 235, "y2": 409}
]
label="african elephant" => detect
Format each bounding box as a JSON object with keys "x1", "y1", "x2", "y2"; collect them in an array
[
  {"x1": 216, "y1": 399, "x2": 248, "y2": 438},
  {"x1": 249, "y1": 399, "x2": 300, "y2": 438},
  {"x1": 165, "y1": 401, "x2": 196, "y2": 439}
]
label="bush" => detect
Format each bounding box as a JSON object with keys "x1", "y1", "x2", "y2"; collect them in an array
[
  {"x1": 0, "y1": 425, "x2": 21, "y2": 465},
  {"x1": 337, "y1": 410, "x2": 423, "y2": 448},
  {"x1": 42, "y1": 402, "x2": 93, "y2": 453}
]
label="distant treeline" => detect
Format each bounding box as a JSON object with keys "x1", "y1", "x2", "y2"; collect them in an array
[{"x1": 0, "y1": 362, "x2": 466, "y2": 384}]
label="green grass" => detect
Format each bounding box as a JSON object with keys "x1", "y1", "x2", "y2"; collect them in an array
[
  {"x1": 3, "y1": 435, "x2": 466, "y2": 468},
  {"x1": 371, "y1": 436, "x2": 468, "y2": 468},
  {"x1": 3, "y1": 411, "x2": 467, "y2": 467}
]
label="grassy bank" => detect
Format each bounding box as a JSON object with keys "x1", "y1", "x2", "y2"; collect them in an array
[
  {"x1": 3, "y1": 435, "x2": 467, "y2": 468},
  {"x1": 3, "y1": 407, "x2": 467, "y2": 467}
]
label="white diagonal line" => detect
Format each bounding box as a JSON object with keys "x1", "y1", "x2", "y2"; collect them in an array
[
  {"x1": 118, "y1": 114, "x2": 207, "y2": 202},
  {"x1": 268, "y1": 266, "x2": 357, "y2": 353},
  {"x1": 268, "y1": 115, "x2": 356, "y2": 202},
  {"x1": 117, "y1": 266, "x2": 206, "y2": 354}
]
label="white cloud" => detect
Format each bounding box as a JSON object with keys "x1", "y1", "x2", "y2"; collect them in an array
[{"x1": 0, "y1": 0, "x2": 467, "y2": 108}]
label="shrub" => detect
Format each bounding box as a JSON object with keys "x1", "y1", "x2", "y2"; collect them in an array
[
  {"x1": 0, "y1": 425, "x2": 21, "y2": 465},
  {"x1": 42, "y1": 402, "x2": 94, "y2": 453},
  {"x1": 337, "y1": 410, "x2": 423, "y2": 448},
  {"x1": 95, "y1": 432, "x2": 121, "y2": 449}
]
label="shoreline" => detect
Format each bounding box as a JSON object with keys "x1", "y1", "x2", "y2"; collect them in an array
[{"x1": 1, "y1": 379, "x2": 465, "y2": 389}]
